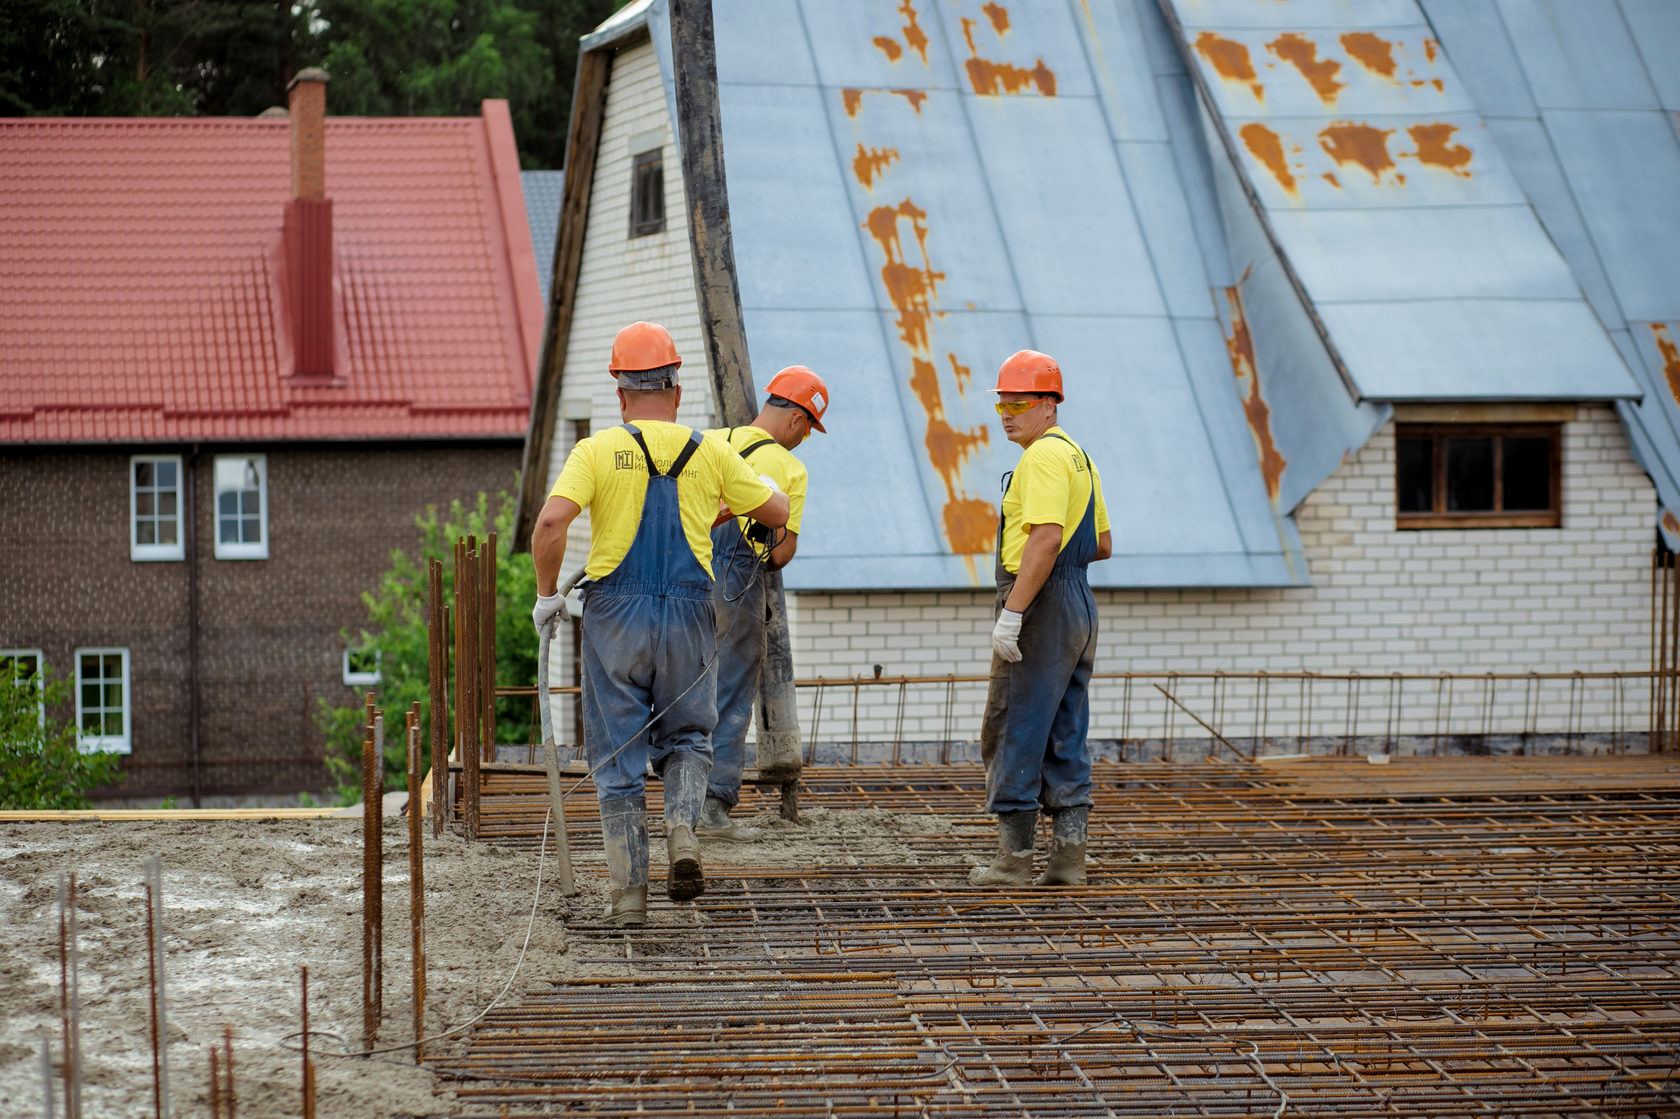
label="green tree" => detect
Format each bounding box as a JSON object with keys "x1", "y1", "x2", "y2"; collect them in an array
[
  {"x1": 316, "y1": 489, "x2": 542, "y2": 802},
  {"x1": 0, "y1": 659, "x2": 124, "y2": 810}
]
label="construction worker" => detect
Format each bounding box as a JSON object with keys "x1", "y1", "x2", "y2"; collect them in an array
[
  {"x1": 700, "y1": 366, "x2": 830, "y2": 838},
  {"x1": 969, "y1": 350, "x2": 1112, "y2": 888},
  {"x1": 530, "y1": 322, "x2": 789, "y2": 926}
]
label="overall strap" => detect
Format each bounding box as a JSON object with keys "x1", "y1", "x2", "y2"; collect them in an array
[
  {"x1": 667, "y1": 431, "x2": 704, "y2": 479},
  {"x1": 624, "y1": 425, "x2": 662, "y2": 476},
  {"x1": 1038, "y1": 430, "x2": 1093, "y2": 473},
  {"x1": 738, "y1": 436, "x2": 778, "y2": 462}
]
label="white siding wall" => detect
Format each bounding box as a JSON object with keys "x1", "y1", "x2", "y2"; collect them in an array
[{"x1": 544, "y1": 40, "x2": 1659, "y2": 755}]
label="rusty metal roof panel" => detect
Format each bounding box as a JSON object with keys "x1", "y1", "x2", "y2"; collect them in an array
[
  {"x1": 1165, "y1": 0, "x2": 1639, "y2": 404},
  {"x1": 660, "y1": 0, "x2": 1312, "y2": 588}
]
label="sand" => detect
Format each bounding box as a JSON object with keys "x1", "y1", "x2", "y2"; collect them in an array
[{"x1": 0, "y1": 805, "x2": 953, "y2": 1118}]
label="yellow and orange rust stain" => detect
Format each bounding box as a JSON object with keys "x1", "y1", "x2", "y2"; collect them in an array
[
  {"x1": 892, "y1": 88, "x2": 929, "y2": 113},
  {"x1": 944, "y1": 498, "x2": 998, "y2": 558},
  {"x1": 1223, "y1": 286, "x2": 1287, "y2": 503},
  {"x1": 1340, "y1": 31, "x2": 1397, "y2": 80},
  {"x1": 982, "y1": 2, "x2": 1010, "y2": 35},
  {"x1": 1268, "y1": 33, "x2": 1345, "y2": 103},
  {"x1": 1665, "y1": 510, "x2": 1680, "y2": 537},
  {"x1": 898, "y1": 0, "x2": 930, "y2": 64},
  {"x1": 1654, "y1": 324, "x2": 1680, "y2": 403},
  {"x1": 842, "y1": 88, "x2": 864, "y2": 117},
  {"x1": 948, "y1": 352, "x2": 973, "y2": 394},
  {"x1": 1322, "y1": 171, "x2": 1340, "y2": 188},
  {"x1": 1410, "y1": 78, "x2": 1445, "y2": 93},
  {"x1": 1424, "y1": 38, "x2": 1440, "y2": 64},
  {"x1": 1240, "y1": 122, "x2": 1297, "y2": 195},
  {"x1": 873, "y1": 36, "x2": 904, "y2": 62},
  {"x1": 959, "y1": 17, "x2": 1056, "y2": 97},
  {"x1": 1194, "y1": 31, "x2": 1264, "y2": 100},
  {"x1": 853, "y1": 144, "x2": 901, "y2": 190},
  {"x1": 865, "y1": 200, "x2": 946, "y2": 355},
  {"x1": 1409, "y1": 123, "x2": 1473, "y2": 177},
  {"x1": 1319, "y1": 122, "x2": 1400, "y2": 183}
]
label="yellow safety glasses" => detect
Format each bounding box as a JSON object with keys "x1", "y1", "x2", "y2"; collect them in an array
[{"x1": 994, "y1": 399, "x2": 1042, "y2": 417}]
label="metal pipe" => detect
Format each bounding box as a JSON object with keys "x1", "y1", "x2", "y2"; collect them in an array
[
  {"x1": 145, "y1": 883, "x2": 161, "y2": 1119},
  {"x1": 38, "y1": 1038, "x2": 53, "y2": 1119},
  {"x1": 144, "y1": 856, "x2": 170, "y2": 1119},
  {"x1": 406, "y1": 705, "x2": 426, "y2": 1060},
  {"x1": 536, "y1": 624, "x2": 578, "y2": 897},
  {"x1": 185, "y1": 449, "x2": 202, "y2": 808}
]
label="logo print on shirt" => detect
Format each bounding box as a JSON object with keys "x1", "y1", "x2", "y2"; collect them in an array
[{"x1": 614, "y1": 450, "x2": 636, "y2": 470}]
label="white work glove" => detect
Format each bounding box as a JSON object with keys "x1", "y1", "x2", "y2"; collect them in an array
[
  {"x1": 991, "y1": 608, "x2": 1024, "y2": 663},
  {"x1": 757, "y1": 473, "x2": 781, "y2": 495},
  {"x1": 532, "y1": 592, "x2": 564, "y2": 636}
]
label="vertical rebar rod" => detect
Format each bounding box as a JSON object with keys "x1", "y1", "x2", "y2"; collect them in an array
[
  {"x1": 428, "y1": 558, "x2": 447, "y2": 838},
  {"x1": 39, "y1": 1038, "x2": 53, "y2": 1119},
  {"x1": 222, "y1": 1026, "x2": 236, "y2": 1119},
  {"x1": 208, "y1": 1047, "x2": 221, "y2": 1119},
  {"x1": 145, "y1": 883, "x2": 162, "y2": 1119},
  {"x1": 362, "y1": 709, "x2": 383, "y2": 1048},
  {"x1": 1660, "y1": 550, "x2": 1670, "y2": 752},
  {"x1": 407, "y1": 705, "x2": 426, "y2": 1061},
  {"x1": 481, "y1": 533, "x2": 497, "y2": 762},
  {"x1": 1671, "y1": 555, "x2": 1679, "y2": 754},
  {"x1": 1652, "y1": 549, "x2": 1661, "y2": 751},
  {"x1": 462, "y1": 538, "x2": 481, "y2": 839},
  {"x1": 145, "y1": 857, "x2": 170, "y2": 1119},
  {"x1": 806, "y1": 678, "x2": 825, "y2": 764},
  {"x1": 61, "y1": 873, "x2": 82, "y2": 1119},
  {"x1": 300, "y1": 968, "x2": 315, "y2": 1119}
]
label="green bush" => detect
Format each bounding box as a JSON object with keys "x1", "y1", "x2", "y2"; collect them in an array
[
  {"x1": 316, "y1": 490, "x2": 540, "y2": 803},
  {"x1": 0, "y1": 660, "x2": 124, "y2": 810}
]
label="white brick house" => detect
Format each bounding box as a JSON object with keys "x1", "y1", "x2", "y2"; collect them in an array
[{"x1": 518, "y1": 1, "x2": 1676, "y2": 755}]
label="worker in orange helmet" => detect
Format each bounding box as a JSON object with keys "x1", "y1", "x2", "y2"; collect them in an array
[
  {"x1": 698, "y1": 366, "x2": 830, "y2": 838},
  {"x1": 970, "y1": 349, "x2": 1112, "y2": 888},
  {"x1": 531, "y1": 322, "x2": 789, "y2": 926}
]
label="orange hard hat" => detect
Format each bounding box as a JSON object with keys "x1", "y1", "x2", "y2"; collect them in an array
[
  {"x1": 766, "y1": 365, "x2": 829, "y2": 433},
  {"x1": 991, "y1": 350, "x2": 1063, "y2": 402},
  {"x1": 609, "y1": 321, "x2": 682, "y2": 375}
]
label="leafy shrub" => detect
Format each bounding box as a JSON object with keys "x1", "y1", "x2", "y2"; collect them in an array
[{"x1": 0, "y1": 660, "x2": 124, "y2": 810}]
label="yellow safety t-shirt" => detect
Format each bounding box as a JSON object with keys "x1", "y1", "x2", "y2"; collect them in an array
[
  {"x1": 549, "y1": 420, "x2": 773, "y2": 580},
  {"x1": 704, "y1": 425, "x2": 809, "y2": 535},
  {"x1": 998, "y1": 426, "x2": 1111, "y2": 575}
]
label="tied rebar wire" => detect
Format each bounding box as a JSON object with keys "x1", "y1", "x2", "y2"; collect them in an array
[{"x1": 432, "y1": 760, "x2": 1680, "y2": 1116}]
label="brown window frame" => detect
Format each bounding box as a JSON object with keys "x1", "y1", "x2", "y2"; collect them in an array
[
  {"x1": 1395, "y1": 423, "x2": 1562, "y2": 530},
  {"x1": 629, "y1": 149, "x2": 665, "y2": 238}
]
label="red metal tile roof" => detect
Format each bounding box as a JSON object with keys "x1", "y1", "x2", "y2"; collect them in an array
[{"x1": 0, "y1": 103, "x2": 542, "y2": 443}]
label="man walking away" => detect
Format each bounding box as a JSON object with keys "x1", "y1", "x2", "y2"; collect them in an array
[
  {"x1": 531, "y1": 322, "x2": 789, "y2": 925},
  {"x1": 701, "y1": 366, "x2": 831, "y2": 838},
  {"x1": 970, "y1": 350, "x2": 1112, "y2": 888}
]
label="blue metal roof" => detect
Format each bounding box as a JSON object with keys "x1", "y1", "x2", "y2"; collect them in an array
[
  {"x1": 554, "y1": 0, "x2": 1669, "y2": 588},
  {"x1": 1420, "y1": 0, "x2": 1680, "y2": 544},
  {"x1": 520, "y1": 170, "x2": 565, "y2": 304}
]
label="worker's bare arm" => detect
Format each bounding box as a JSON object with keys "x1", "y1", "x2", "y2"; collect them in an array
[
  {"x1": 765, "y1": 529, "x2": 799, "y2": 570},
  {"x1": 532, "y1": 495, "x2": 582, "y2": 595},
  {"x1": 742, "y1": 490, "x2": 790, "y2": 529},
  {"x1": 1004, "y1": 522, "x2": 1062, "y2": 613},
  {"x1": 1095, "y1": 529, "x2": 1112, "y2": 562}
]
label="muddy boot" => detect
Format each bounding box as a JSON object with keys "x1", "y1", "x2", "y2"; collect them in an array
[
  {"x1": 600, "y1": 796, "x2": 649, "y2": 926},
  {"x1": 697, "y1": 795, "x2": 760, "y2": 841},
  {"x1": 967, "y1": 810, "x2": 1037, "y2": 886},
  {"x1": 1035, "y1": 805, "x2": 1089, "y2": 886},
  {"x1": 662, "y1": 754, "x2": 709, "y2": 901}
]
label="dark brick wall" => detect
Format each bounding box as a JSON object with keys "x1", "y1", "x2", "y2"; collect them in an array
[{"x1": 0, "y1": 443, "x2": 522, "y2": 798}]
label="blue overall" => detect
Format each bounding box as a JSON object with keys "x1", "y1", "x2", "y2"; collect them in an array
[
  {"x1": 579, "y1": 425, "x2": 718, "y2": 803},
  {"x1": 707, "y1": 433, "x2": 779, "y2": 808},
  {"x1": 980, "y1": 433, "x2": 1100, "y2": 815}
]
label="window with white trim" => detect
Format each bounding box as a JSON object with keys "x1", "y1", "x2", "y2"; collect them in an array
[
  {"x1": 343, "y1": 646, "x2": 382, "y2": 686},
  {"x1": 214, "y1": 454, "x2": 268, "y2": 559},
  {"x1": 131, "y1": 455, "x2": 185, "y2": 561},
  {"x1": 2, "y1": 649, "x2": 45, "y2": 726},
  {"x1": 75, "y1": 648, "x2": 131, "y2": 754}
]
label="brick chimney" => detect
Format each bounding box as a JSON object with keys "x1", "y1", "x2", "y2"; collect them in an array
[{"x1": 283, "y1": 68, "x2": 334, "y2": 377}]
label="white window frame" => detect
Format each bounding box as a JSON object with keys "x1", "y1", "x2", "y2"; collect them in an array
[
  {"x1": 130, "y1": 454, "x2": 185, "y2": 562},
  {"x1": 213, "y1": 453, "x2": 269, "y2": 560},
  {"x1": 2, "y1": 649, "x2": 45, "y2": 727},
  {"x1": 74, "y1": 647, "x2": 131, "y2": 754},
  {"x1": 343, "y1": 647, "x2": 382, "y2": 687}
]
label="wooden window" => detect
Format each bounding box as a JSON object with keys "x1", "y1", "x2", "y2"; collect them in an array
[
  {"x1": 1396, "y1": 424, "x2": 1561, "y2": 529},
  {"x1": 629, "y1": 149, "x2": 664, "y2": 238},
  {"x1": 75, "y1": 647, "x2": 131, "y2": 754},
  {"x1": 131, "y1": 454, "x2": 185, "y2": 561}
]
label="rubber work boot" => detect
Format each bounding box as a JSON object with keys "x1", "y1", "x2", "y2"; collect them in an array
[
  {"x1": 1035, "y1": 805, "x2": 1089, "y2": 887},
  {"x1": 600, "y1": 796, "x2": 649, "y2": 926},
  {"x1": 662, "y1": 754, "x2": 709, "y2": 901},
  {"x1": 696, "y1": 795, "x2": 737, "y2": 838},
  {"x1": 967, "y1": 810, "x2": 1037, "y2": 886}
]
